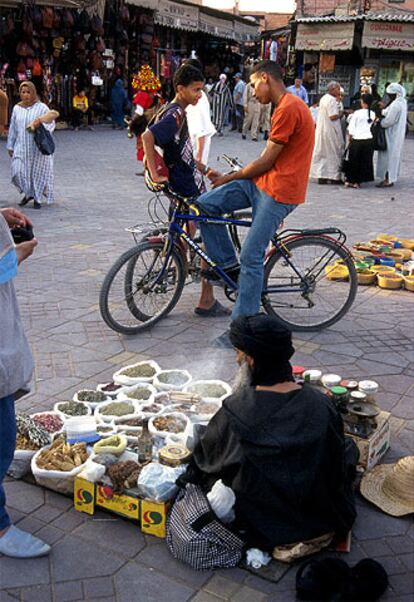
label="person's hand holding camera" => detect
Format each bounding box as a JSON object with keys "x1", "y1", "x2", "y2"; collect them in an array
[{"x1": 1, "y1": 208, "x2": 32, "y2": 229}]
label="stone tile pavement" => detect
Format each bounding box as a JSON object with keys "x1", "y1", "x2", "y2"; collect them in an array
[{"x1": 0, "y1": 127, "x2": 413, "y2": 601}]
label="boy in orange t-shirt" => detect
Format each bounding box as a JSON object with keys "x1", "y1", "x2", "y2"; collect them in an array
[{"x1": 197, "y1": 60, "x2": 315, "y2": 319}]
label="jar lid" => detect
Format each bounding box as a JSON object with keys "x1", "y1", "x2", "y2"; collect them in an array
[
  {"x1": 340, "y1": 379, "x2": 358, "y2": 390},
  {"x1": 159, "y1": 443, "x2": 191, "y2": 466},
  {"x1": 331, "y1": 386, "x2": 348, "y2": 395},
  {"x1": 350, "y1": 390, "x2": 367, "y2": 400},
  {"x1": 292, "y1": 365, "x2": 305, "y2": 376}
]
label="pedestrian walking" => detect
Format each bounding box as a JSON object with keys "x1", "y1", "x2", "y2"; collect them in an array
[
  {"x1": 7, "y1": 82, "x2": 58, "y2": 209},
  {"x1": 286, "y1": 78, "x2": 309, "y2": 104},
  {"x1": 0, "y1": 207, "x2": 51, "y2": 558},
  {"x1": 344, "y1": 94, "x2": 375, "y2": 189},
  {"x1": 185, "y1": 59, "x2": 216, "y2": 165},
  {"x1": 231, "y1": 72, "x2": 245, "y2": 132},
  {"x1": 242, "y1": 82, "x2": 260, "y2": 141},
  {"x1": 210, "y1": 74, "x2": 233, "y2": 136},
  {"x1": 111, "y1": 79, "x2": 128, "y2": 129},
  {"x1": 197, "y1": 60, "x2": 315, "y2": 321},
  {"x1": 376, "y1": 83, "x2": 407, "y2": 188},
  {"x1": 310, "y1": 81, "x2": 344, "y2": 184},
  {"x1": 259, "y1": 102, "x2": 272, "y2": 140}
]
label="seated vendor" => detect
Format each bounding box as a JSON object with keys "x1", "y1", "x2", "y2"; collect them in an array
[{"x1": 183, "y1": 314, "x2": 359, "y2": 554}]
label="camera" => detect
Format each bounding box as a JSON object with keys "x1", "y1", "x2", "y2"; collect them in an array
[{"x1": 11, "y1": 224, "x2": 34, "y2": 244}]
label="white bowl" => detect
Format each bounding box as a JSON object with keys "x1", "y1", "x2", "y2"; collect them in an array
[
  {"x1": 113, "y1": 360, "x2": 161, "y2": 386},
  {"x1": 184, "y1": 379, "x2": 232, "y2": 403},
  {"x1": 153, "y1": 369, "x2": 192, "y2": 392}
]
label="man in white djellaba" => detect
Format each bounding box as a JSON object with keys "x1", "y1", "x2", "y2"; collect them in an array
[
  {"x1": 310, "y1": 81, "x2": 344, "y2": 184},
  {"x1": 376, "y1": 83, "x2": 407, "y2": 188}
]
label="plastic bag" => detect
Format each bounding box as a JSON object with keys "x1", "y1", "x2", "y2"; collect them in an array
[
  {"x1": 8, "y1": 449, "x2": 36, "y2": 479},
  {"x1": 138, "y1": 462, "x2": 185, "y2": 502}
]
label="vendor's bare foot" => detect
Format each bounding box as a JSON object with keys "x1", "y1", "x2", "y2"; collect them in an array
[{"x1": 16, "y1": 239, "x2": 37, "y2": 264}]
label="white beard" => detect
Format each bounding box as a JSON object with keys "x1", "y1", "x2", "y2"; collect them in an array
[{"x1": 232, "y1": 358, "x2": 253, "y2": 394}]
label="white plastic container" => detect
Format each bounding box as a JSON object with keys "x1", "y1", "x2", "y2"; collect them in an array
[
  {"x1": 64, "y1": 416, "x2": 99, "y2": 444},
  {"x1": 302, "y1": 369, "x2": 322, "y2": 384},
  {"x1": 184, "y1": 379, "x2": 232, "y2": 403},
  {"x1": 113, "y1": 360, "x2": 161, "y2": 386},
  {"x1": 358, "y1": 380, "x2": 379, "y2": 402},
  {"x1": 153, "y1": 369, "x2": 192, "y2": 392},
  {"x1": 321, "y1": 374, "x2": 342, "y2": 389}
]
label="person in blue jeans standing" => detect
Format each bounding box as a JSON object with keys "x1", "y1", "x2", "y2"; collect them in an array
[
  {"x1": 0, "y1": 208, "x2": 50, "y2": 558},
  {"x1": 198, "y1": 60, "x2": 315, "y2": 320}
]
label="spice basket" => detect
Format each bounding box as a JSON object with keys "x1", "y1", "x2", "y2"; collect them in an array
[
  {"x1": 153, "y1": 369, "x2": 192, "y2": 392},
  {"x1": 73, "y1": 390, "x2": 111, "y2": 410},
  {"x1": 184, "y1": 379, "x2": 232, "y2": 403},
  {"x1": 117, "y1": 383, "x2": 157, "y2": 405},
  {"x1": 31, "y1": 445, "x2": 91, "y2": 495},
  {"x1": 96, "y1": 382, "x2": 124, "y2": 399},
  {"x1": 356, "y1": 269, "x2": 376, "y2": 286},
  {"x1": 149, "y1": 412, "x2": 192, "y2": 445},
  {"x1": 377, "y1": 273, "x2": 403, "y2": 290},
  {"x1": 370, "y1": 265, "x2": 395, "y2": 274},
  {"x1": 30, "y1": 411, "x2": 65, "y2": 434},
  {"x1": 95, "y1": 399, "x2": 140, "y2": 423},
  {"x1": 403, "y1": 275, "x2": 414, "y2": 292},
  {"x1": 113, "y1": 360, "x2": 161, "y2": 386},
  {"x1": 54, "y1": 401, "x2": 92, "y2": 419},
  {"x1": 189, "y1": 400, "x2": 221, "y2": 423},
  {"x1": 324, "y1": 264, "x2": 349, "y2": 280}
]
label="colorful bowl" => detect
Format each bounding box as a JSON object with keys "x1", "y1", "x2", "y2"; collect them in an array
[
  {"x1": 400, "y1": 239, "x2": 414, "y2": 250},
  {"x1": 357, "y1": 269, "x2": 376, "y2": 285},
  {"x1": 403, "y1": 275, "x2": 414, "y2": 292},
  {"x1": 325, "y1": 264, "x2": 349, "y2": 280},
  {"x1": 371, "y1": 265, "x2": 396, "y2": 274},
  {"x1": 377, "y1": 272, "x2": 403, "y2": 290},
  {"x1": 380, "y1": 257, "x2": 395, "y2": 267}
]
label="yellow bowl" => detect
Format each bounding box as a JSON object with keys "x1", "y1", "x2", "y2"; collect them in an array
[
  {"x1": 325, "y1": 264, "x2": 349, "y2": 280},
  {"x1": 386, "y1": 250, "x2": 405, "y2": 262},
  {"x1": 403, "y1": 276, "x2": 414, "y2": 292},
  {"x1": 357, "y1": 269, "x2": 376, "y2": 285},
  {"x1": 397, "y1": 248, "x2": 413, "y2": 261},
  {"x1": 377, "y1": 273, "x2": 403, "y2": 290},
  {"x1": 376, "y1": 233, "x2": 398, "y2": 242},
  {"x1": 371, "y1": 265, "x2": 396, "y2": 274},
  {"x1": 400, "y1": 239, "x2": 414, "y2": 251}
]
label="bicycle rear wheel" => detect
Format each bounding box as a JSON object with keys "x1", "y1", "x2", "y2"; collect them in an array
[
  {"x1": 99, "y1": 241, "x2": 185, "y2": 335},
  {"x1": 262, "y1": 236, "x2": 357, "y2": 331}
]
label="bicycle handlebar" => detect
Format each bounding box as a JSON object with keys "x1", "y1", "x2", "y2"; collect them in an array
[{"x1": 221, "y1": 154, "x2": 243, "y2": 171}]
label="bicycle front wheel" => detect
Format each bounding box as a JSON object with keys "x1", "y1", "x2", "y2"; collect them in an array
[
  {"x1": 99, "y1": 241, "x2": 185, "y2": 335},
  {"x1": 262, "y1": 236, "x2": 357, "y2": 331}
]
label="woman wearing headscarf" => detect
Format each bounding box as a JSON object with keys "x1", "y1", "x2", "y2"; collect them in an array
[
  {"x1": 210, "y1": 73, "x2": 233, "y2": 136},
  {"x1": 376, "y1": 83, "x2": 407, "y2": 188},
  {"x1": 111, "y1": 78, "x2": 128, "y2": 129},
  {"x1": 344, "y1": 94, "x2": 375, "y2": 189},
  {"x1": 7, "y1": 82, "x2": 58, "y2": 209}
]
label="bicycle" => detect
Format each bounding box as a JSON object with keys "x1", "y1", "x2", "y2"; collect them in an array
[{"x1": 99, "y1": 158, "x2": 357, "y2": 335}]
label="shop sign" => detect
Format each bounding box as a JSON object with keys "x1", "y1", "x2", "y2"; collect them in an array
[
  {"x1": 296, "y1": 22, "x2": 355, "y2": 51},
  {"x1": 154, "y1": 0, "x2": 199, "y2": 31},
  {"x1": 362, "y1": 21, "x2": 414, "y2": 51},
  {"x1": 199, "y1": 12, "x2": 235, "y2": 40}
]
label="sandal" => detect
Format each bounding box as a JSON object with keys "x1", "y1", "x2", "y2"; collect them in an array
[
  {"x1": 376, "y1": 181, "x2": 394, "y2": 188},
  {"x1": 194, "y1": 300, "x2": 231, "y2": 318}
]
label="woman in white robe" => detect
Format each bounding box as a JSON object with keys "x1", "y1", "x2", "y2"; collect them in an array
[
  {"x1": 310, "y1": 81, "x2": 344, "y2": 184},
  {"x1": 376, "y1": 83, "x2": 407, "y2": 187},
  {"x1": 7, "y1": 82, "x2": 58, "y2": 209}
]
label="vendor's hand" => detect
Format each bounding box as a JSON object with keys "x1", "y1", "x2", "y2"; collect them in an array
[
  {"x1": 8, "y1": 149, "x2": 13, "y2": 157},
  {"x1": 211, "y1": 173, "x2": 234, "y2": 189},
  {"x1": 206, "y1": 168, "x2": 222, "y2": 183},
  {"x1": 150, "y1": 172, "x2": 169, "y2": 185},
  {"x1": 1, "y1": 207, "x2": 32, "y2": 228},
  {"x1": 16, "y1": 239, "x2": 37, "y2": 265}
]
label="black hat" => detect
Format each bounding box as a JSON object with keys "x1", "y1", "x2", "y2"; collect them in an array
[
  {"x1": 229, "y1": 314, "x2": 294, "y2": 360},
  {"x1": 296, "y1": 558, "x2": 350, "y2": 600}
]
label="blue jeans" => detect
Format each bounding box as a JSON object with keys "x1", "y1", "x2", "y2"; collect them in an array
[
  {"x1": 197, "y1": 180, "x2": 297, "y2": 318},
  {"x1": 0, "y1": 395, "x2": 16, "y2": 530}
]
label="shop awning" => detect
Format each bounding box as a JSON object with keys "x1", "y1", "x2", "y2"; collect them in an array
[
  {"x1": 0, "y1": 0, "x2": 89, "y2": 6},
  {"x1": 362, "y1": 20, "x2": 414, "y2": 52},
  {"x1": 295, "y1": 22, "x2": 355, "y2": 51},
  {"x1": 199, "y1": 11, "x2": 234, "y2": 40}
]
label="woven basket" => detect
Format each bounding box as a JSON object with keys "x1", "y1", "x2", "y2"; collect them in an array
[
  {"x1": 371, "y1": 265, "x2": 395, "y2": 274},
  {"x1": 376, "y1": 233, "x2": 398, "y2": 242},
  {"x1": 377, "y1": 273, "x2": 403, "y2": 290},
  {"x1": 357, "y1": 269, "x2": 376, "y2": 285},
  {"x1": 325, "y1": 264, "x2": 349, "y2": 280},
  {"x1": 403, "y1": 276, "x2": 414, "y2": 292},
  {"x1": 400, "y1": 238, "x2": 414, "y2": 250}
]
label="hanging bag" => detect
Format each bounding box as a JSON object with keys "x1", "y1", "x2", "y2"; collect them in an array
[
  {"x1": 371, "y1": 120, "x2": 387, "y2": 151},
  {"x1": 34, "y1": 124, "x2": 55, "y2": 156},
  {"x1": 166, "y1": 484, "x2": 245, "y2": 570}
]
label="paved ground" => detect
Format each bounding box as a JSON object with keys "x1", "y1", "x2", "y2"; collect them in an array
[{"x1": 0, "y1": 127, "x2": 413, "y2": 602}]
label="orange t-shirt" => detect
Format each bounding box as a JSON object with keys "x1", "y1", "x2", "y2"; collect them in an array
[{"x1": 254, "y1": 93, "x2": 315, "y2": 205}]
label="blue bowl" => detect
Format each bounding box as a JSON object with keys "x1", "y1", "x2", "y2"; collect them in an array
[{"x1": 380, "y1": 257, "x2": 395, "y2": 267}]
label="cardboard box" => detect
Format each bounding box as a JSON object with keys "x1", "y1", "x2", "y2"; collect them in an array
[
  {"x1": 348, "y1": 411, "x2": 390, "y2": 470},
  {"x1": 74, "y1": 477, "x2": 169, "y2": 538}
]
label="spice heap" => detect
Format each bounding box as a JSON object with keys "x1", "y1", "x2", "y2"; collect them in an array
[
  {"x1": 77, "y1": 390, "x2": 108, "y2": 403},
  {"x1": 107, "y1": 460, "x2": 144, "y2": 492},
  {"x1": 16, "y1": 414, "x2": 50, "y2": 450},
  {"x1": 188, "y1": 383, "x2": 228, "y2": 398},
  {"x1": 157, "y1": 371, "x2": 189, "y2": 386},
  {"x1": 58, "y1": 401, "x2": 89, "y2": 416},
  {"x1": 100, "y1": 402, "x2": 134, "y2": 417},
  {"x1": 32, "y1": 413, "x2": 63, "y2": 434},
  {"x1": 121, "y1": 364, "x2": 156, "y2": 378},
  {"x1": 126, "y1": 387, "x2": 152, "y2": 401},
  {"x1": 153, "y1": 415, "x2": 186, "y2": 434},
  {"x1": 36, "y1": 438, "x2": 88, "y2": 471}
]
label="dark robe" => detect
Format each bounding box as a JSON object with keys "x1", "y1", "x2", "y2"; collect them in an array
[{"x1": 184, "y1": 385, "x2": 358, "y2": 550}]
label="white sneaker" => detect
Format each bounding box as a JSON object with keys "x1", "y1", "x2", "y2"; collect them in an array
[{"x1": 0, "y1": 525, "x2": 51, "y2": 558}]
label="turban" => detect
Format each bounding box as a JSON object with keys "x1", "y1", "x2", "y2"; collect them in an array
[
  {"x1": 229, "y1": 314, "x2": 294, "y2": 361},
  {"x1": 386, "y1": 83, "x2": 406, "y2": 98},
  {"x1": 219, "y1": 73, "x2": 227, "y2": 82}
]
